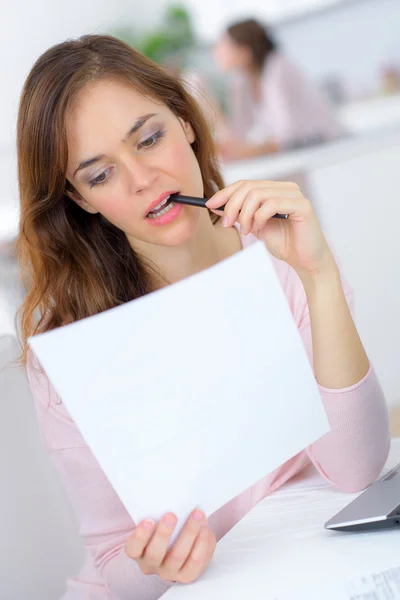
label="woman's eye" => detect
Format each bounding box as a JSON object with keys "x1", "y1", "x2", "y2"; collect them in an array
[
  {"x1": 89, "y1": 168, "x2": 111, "y2": 188},
  {"x1": 139, "y1": 129, "x2": 165, "y2": 150},
  {"x1": 87, "y1": 131, "x2": 165, "y2": 188}
]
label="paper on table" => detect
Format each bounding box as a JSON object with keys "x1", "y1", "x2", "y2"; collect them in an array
[{"x1": 29, "y1": 241, "x2": 329, "y2": 538}]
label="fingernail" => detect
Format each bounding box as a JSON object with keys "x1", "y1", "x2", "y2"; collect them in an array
[
  {"x1": 222, "y1": 216, "x2": 229, "y2": 228},
  {"x1": 192, "y1": 509, "x2": 204, "y2": 521},
  {"x1": 162, "y1": 513, "x2": 176, "y2": 527},
  {"x1": 141, "y1": 519, "x2": 155, "y2": 530}
]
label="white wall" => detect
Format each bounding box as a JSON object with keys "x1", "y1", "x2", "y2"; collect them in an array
[
  {"x1": 277, "y1": 0, "x2": 400, "y2": 95},
  {"x1": 1, "y1": 0, "x2": 164, "y2": 149},
  {"x1": 307, "y1": 140, "x2": 400, "y2": 409},
  {"x1": 183, "y1": 0, "x2": 344, "y2": 42}
]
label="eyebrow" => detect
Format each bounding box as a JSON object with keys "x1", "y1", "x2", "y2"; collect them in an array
[{"x1": 73, "y1": 112, "x2": 158, "y2": 177}]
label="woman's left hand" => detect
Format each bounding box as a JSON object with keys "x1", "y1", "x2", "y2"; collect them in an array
[{"x1": 206, "y1": 180, "x2": 337, "y2": 281}]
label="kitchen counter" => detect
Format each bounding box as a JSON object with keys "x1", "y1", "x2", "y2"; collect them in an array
[
  {"x1": 220, "y1": 126, "x2": 400, "y2": 184},
  {"x1": 338, "y1": 92, "x2": 400, "y2": 135}
]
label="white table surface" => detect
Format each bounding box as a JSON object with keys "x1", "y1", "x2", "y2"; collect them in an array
[
  {"x1": 221, "y1": 127, "x2": 400, "y2": 184},
  {"x1": 338, "y1": 92, "x2": 400, "y2": 135},
  {"x1": 165, "y1": 438, "x2": 400, "y2": 600}
]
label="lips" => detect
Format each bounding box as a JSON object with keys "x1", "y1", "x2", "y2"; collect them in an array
[
  {"x1": 147, "y1": 195, "x2": 171, "y2": 216},
  {"x1": 146, "y1": 191, "x2": 179, "y2": 217}
]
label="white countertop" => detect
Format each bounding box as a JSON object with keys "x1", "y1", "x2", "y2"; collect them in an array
[
  {"x1": 2, "y1": 126, "x2": 400, "y2": 244},
  {"x1": 165, "y1": 439, "x2": 400, "y2": 600},
  {"x1": 338, "y1": 92, "x2": 400, "y2": 135},
  {"x1": 221, "y1": 126, "x2": 400, "y2": 184}
]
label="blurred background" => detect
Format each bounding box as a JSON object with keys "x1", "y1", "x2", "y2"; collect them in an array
[{"x1": 1, "y1": 0, "x2": 400, "y2": 406}]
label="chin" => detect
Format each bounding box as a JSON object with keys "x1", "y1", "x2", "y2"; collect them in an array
[
  {"x1": 130, "y1": 207, "x2": 201, "y2": 248},
  {"x1": 152, "y1": 218, "x2": 198, "y2": 248}
]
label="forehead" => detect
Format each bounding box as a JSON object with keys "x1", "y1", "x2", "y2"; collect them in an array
[
  {"x1": 66, "y1": 79, "x2": 167, "y2": 154},
  {"x1": 221, "y1": 33, "x2": 238, "y2": 48}
]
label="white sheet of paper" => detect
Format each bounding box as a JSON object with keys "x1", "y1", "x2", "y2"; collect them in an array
[{"x1": 29, "y1": 241, "x2": 329, "y2": 536}]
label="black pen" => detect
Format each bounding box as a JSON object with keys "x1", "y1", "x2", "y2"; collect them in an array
[{"x1": 169, "y1": 194, "x2": 288, "y2": 219}]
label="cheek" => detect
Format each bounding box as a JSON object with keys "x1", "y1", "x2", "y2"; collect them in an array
[
  {"x1": 214, "y1": 44, "x2": 234, "y2": 69},
  {"x1": 89, "y1": 189, "x2": 139, "y2": 226},
  {"x1": 163, "y1": 139, "x2": 202, "y2": 183}
]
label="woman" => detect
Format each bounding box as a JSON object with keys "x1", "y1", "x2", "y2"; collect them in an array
[
  {"x1": 213, "y1": 19, "x2": 343, "y2": 160},
  {"x1": 18, "y1": 35, "x2": 389, "y2": 600}
]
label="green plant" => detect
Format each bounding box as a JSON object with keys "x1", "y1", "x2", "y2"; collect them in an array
[{"x1": 111, "y1": 4, "x2": 195, "y2": 66}]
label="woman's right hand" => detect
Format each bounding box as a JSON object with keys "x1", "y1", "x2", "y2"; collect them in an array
[{"x1": 125, "y1": 509, "x2": 216, "y2": 584}]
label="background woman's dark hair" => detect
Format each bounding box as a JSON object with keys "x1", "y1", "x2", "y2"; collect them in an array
[
  {"x1": 227, "y1": 19, "x2": 277, "y2": 70},
  {"x1": 17, "y1": 34, "x2": 224, "y2": 363}
]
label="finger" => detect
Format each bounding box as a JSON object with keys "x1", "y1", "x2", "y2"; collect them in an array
[
  {"x1": 206, "y1": 180, "x2": 252, "y2": 214},
  {"x1": 206, "y1": 180, "x2": 299, "y2": 210},
  {"x1": 253, "y1": 197, "x2": 312, "y2": 231},
  {"x1": 227, "y1": 185, "x2": 301, "y2": 231},
  {"x1": 241, "y1": 188, "x2": 306, "y2": 234},
  {"x1": 141, "y1": 513, "x2": 177, "y2": 570},
  {"x1": 125, "y1": 519, "x2": 156, "y2": 560},
  {"x1": 208, "y1": 206, "x2": 225, "y2": 217},
  {"x1": 161, "y1": 509, "x2": 205, "y2": 575},
  {"x1": 237, "y1": 188, "x2": 265, "y2": 235},
  {"x1": 177, "y1": 525, "x2": 215, "y2": 585},
  {"x1": 207, "y1": 182, "x2": 302, "y2": 227},
  {"x1": 219, "y1": 181, "x2": 257, "y2": 228}
]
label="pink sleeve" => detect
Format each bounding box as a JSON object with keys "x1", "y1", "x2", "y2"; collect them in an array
[
  {"x1": 297, "y1": 285, "x2": 391, "y2": 492},
  {"x1": 27, "y1": 358, "x2": 172, "y2": 600}
]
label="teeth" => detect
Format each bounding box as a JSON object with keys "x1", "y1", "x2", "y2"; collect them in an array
[
  {"x1": 147, "y1": 202, "x2": 175, "y2": 219},
  {"x1": 151, "y1": 195, "x2": 170, "y2": 212}
]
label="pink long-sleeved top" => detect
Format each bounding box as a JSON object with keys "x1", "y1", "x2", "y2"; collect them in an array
[
  {"x1": 27, "y1": 232, "x2": 390, "y2": 600},
  {"x1": 229, "y1": 51, "x2": 343, "y2": 147}
]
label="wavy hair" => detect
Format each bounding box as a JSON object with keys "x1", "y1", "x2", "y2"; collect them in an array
[{"x1": 17, "y1": 34, "x2": 224, "y2": 362}]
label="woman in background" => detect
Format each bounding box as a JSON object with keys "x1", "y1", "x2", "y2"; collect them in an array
[{"x1": 213, "y1": 19, "x2": 343, "y2": 160}]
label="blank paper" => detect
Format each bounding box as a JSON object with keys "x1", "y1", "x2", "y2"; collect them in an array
[{"x1": 29, "y1": 241, "x2": 329, "y2": 537}]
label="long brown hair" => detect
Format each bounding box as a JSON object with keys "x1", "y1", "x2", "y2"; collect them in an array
[
  {"x1": 227, "y1": 19, "x2": 277, "y2": 70},
  {"x1": 17, "y1": 34, "x2": 224, "y2": 363}
]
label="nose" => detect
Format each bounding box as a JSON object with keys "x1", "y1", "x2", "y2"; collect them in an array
[{"x1": 125, "y1": 155, "x2": 158, "y2": 194}]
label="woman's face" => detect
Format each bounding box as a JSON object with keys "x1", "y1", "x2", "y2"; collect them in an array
[
  {"x1": 66, "y1": 79, "x2": 205, "y2": 249},
  {"x1": 213, "y1": 33, "x2": 251, "y2": 71}
]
